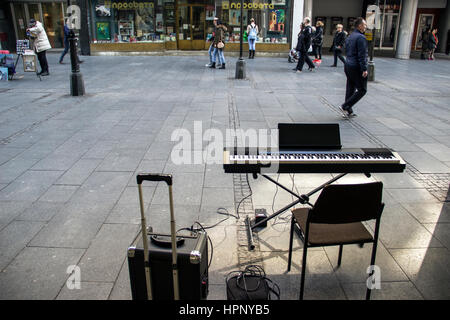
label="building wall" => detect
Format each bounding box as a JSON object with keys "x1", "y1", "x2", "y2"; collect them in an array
[{"x1": 311, "y1": 0, "x2": 363, "y2": 47}]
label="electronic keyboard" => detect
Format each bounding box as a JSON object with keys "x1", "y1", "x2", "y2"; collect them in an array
[{"x1": 223, "y1": 148, "x2": 406, "y2": 174}]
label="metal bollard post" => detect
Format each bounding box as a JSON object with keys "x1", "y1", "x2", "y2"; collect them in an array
[{"x1": 69, "y1": 29, "x2": 85, "y2": 96}]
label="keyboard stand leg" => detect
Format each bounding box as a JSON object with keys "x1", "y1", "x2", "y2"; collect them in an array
[{"x1": 251, "y1": 173, "x2": 349, "y2": 230}]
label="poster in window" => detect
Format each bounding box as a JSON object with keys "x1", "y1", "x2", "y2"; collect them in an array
[
  {"x1": 330, "y1": 17, "x2": 343, "y2": 35},
  {"x1": 269, "y1": 9, "x2": 285, "y2": 33},
  {"x1": 96, "y1": 22, "x2": 111, "y2": 40},
  {"x1": 229, "y1": 9, "x2": 247, "y2": 26},
  {"x1": 156, "y1": 14, "x2": 164, "y2": 32}
]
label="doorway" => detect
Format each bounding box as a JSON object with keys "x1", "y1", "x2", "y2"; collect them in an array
[{"x1": 177, "y1": 5, "x2": 205, "y2": 50}]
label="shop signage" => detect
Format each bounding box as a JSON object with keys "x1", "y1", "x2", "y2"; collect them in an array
[
  {"x1": 104, "y1": 0, "x2": 154, "y2": 10},
  {"x1": 222, "y1": 1, "x2": 275, "y2": 10}
]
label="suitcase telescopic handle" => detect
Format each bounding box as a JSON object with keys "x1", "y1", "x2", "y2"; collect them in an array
[{"x1": 136, "y1": 173, "x2": 173, "y2": 186}]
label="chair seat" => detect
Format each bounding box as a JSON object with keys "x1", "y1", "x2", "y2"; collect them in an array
[{"x1": 292, "y1": 208, "x2": 374, "y2": 246}]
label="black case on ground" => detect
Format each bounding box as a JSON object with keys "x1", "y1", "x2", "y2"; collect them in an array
[{"x1": 127, "y1": 232, "x2": 209, "y2": 300}]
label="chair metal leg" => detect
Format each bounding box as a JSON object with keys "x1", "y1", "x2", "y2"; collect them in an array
[
  {"x1": 337, "y1": 244, "x2": 343, "y2": 266},
  {"x1": 287, "y1": 216, "x2": 295, "y2": 272},
  {"x1": 299, "y1": 244, "x2": 308, "y2": 300},
  {"x1": 366, "y1": 241, "x2": 379, "y2": 300}
]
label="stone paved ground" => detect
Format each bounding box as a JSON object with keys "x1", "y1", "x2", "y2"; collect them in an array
[{"x1": 0, "y1": 52, "x2": 449, "y2": 300}]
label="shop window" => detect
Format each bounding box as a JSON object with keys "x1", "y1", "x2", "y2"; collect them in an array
[
  {"x1": 217, "y1": 0, "x2": 291, "y2": 44},
  {"x1": 92, "y1": 0, "x2": 176, "y2": 43}
]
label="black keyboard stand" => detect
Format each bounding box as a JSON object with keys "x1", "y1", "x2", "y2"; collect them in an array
[{"x1": 249, "y1": 172, "x2": 372, "y2": 231}]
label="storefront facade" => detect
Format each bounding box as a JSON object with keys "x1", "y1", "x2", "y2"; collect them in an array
[
  {"x1": 89, "y1": 0, "x2": 293, "y2": 52},
  {"x1": 8, "y1": 0, "x2": 67, "y2": 48}
]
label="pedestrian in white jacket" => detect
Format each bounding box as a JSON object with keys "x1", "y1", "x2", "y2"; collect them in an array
[{"x1": 27, "y1": 19, "x2": 51, "y2": 76}]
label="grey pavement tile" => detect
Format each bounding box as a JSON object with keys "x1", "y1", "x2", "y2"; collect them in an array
[
  {"x1": 391, "y1": 248, "x2": 450, "y2": 300},
  {"x1": 201, "y1": 187, "x2": 234, "y2": 209},
  {"x1": 0, "y1": 147, "x2": 26, "y2": 166},
  {"x1": 367, "y1": 204, "x2": 443, "y2": 249},
  {"x1": 56, "y1": 281, "x2": 114, "y2": 300},
  {"x1": 423, "y1": 223, "x2": 450, "y2": 249},
  {"x1": 0, "y1": 157, "x2": 40, "y2": 184},
  {"x1": 387, "y1": 187, "x2": 442, "y2": 203},
  {"x1": 416, "y1": 143, "x2": 450, "y2": 162},
  {"x1": 38, "y1": 185, "x2": 79, "y2": 203},
  {"x1": 402, "y1": 202, "x2": 450, "y2": 224},
  {"x1": 77, "y1": 223, "x2": 139, "y2": 282},
  {"x1": 342, "y1": 282, "x2": 424, "y2": 300},
  {"x1": 372, "y1": 172, "x2": 423, "y2": 189},
  {"x1": 31, "y1": 155, "x2": 81, "y2": 171},
  {"x1": 109, "y1": 260, "x2": 132, "y2": 300},
  {"x1": 56, "y1": 158, "x2": 102, "y2": 185},
  {"x1": 16, "y1": 201, "x2": 65, "y2": 222},
  {"x1": 324, "y1": 243, "x2": 409, "y2": 283},
  {"x1": 0, "y1": 220, "x2": 45, "y2": 271},
  {"x1": 0, "y1": 247, "x2": 85, "y2": 300},
  {"x1": 373, "y1": 135, "x2": 422, "y2": 152},
  {"x1": 0, "y1": 170, "x2": 63, "y2": 202},
  {"x1": 0, "y1": 201, "x2": 34, "y2": 229},
  {"x1": 69, "y1": 171, "x2": 133, "y2": 204}
]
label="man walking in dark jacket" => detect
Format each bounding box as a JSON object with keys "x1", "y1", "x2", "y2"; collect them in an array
[
  {"x1": 294, "y1": 17, "x2": 315, "y2": 73},
  {"x1": 340, "y1": 17, "x2": 368, "y2": 118}
]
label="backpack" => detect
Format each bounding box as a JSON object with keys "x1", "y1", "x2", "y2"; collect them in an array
[{"x1": 248, "y1": 26, "x2": 257, "y2": 40}]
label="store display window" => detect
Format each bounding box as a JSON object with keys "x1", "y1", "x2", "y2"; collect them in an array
[
  {"x1": 92, "y1": 0, "x2": 176, "y2": 43},
  {"x1": 216, "y1": 0, "x2": 291, "y2": 44}
]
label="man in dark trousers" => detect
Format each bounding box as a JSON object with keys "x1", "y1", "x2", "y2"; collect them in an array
[
  {"x1": 59, "y1": 22, "x2": 83, "y2": 64},
  {"x1": 340, "y1": 18, "x2": 368, "y2": 118},
  {"x1": 294, "y1": 17, "x2": 315, "y2": 73}
]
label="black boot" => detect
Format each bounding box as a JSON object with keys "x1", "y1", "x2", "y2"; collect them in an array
[
  {"x1": 219, "y1": 63, "x2": 225, "y2": 69},
  {"x1": 249, "y1": 50, "x2": 252, "y2": 59},
  {"x1": 209, "y1": 62, "x2": 216, "y2": 68},
  {"x1": 252, "y1": 50, "x2": 255, "y2": 59}
]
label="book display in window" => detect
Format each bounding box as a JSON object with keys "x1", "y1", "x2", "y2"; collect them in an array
[{"x1": 118, "y1": 20, "x2": 134, "y2": 42}]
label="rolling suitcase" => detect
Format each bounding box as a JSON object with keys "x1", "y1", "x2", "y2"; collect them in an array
[{"x1": 127, "y1": 173, "x2": 209, "y2": 300}]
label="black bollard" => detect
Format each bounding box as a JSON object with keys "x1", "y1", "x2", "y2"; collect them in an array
[
  {"x1": 69, "y1": 29, "x2": 85, "y2": 96},
  {"x1": 235, "y1": 0, "x2": 246, "y2": 79}
]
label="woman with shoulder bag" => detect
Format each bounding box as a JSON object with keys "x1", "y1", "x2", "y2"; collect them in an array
[
  {"x1": 209, "y1": 20, "x2": 227, "y2": 69},
  {"x1": 247, "y1": 18, "x2": 259, "y2": 59}
]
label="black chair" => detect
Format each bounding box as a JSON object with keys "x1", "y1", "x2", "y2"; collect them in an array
[{"x1": 287, "y1": 182, "x2": 385, "y2": 300}]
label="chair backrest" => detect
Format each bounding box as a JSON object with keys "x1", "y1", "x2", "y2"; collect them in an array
[{"x1": 309, "y1": 182, "x2": 384, "y2": 224}]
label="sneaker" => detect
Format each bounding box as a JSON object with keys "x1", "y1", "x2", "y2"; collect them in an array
[
  {"x1": 295, "y1": 70, "x2": 302, "y2": 73},
  {"x1": 40, "y1": 71, "x2": 49, "y2": 76},
  {"x1": 205, "y1": 63, "x2": 212, "y2": 67},
  {"x1": 329, "y1": 65, "x2": 337, "y2": 67}
]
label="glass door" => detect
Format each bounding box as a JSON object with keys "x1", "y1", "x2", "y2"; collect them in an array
[
  {"x1": 42, "y1": 2, "x2": 64, "y2": 48},
  {"x1": 191, "y1": 5, "x2": 205, "y2": 50},
  {"x1": 177, "y1": 5, "x2": 205, "y2": 50},
  {"x1": 12, "y1": 3, "x2": 27, "y2": 41},
  {"x1": 380, "y1": 13, "x2": 398, "y2": 48},
  {"x1": 414, "y1": 14, "x2": 434, "y2": 51}
]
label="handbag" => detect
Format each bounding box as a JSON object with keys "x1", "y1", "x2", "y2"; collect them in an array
[{"x1": 217, "y1": 41, "x2": 224, "y2": 49}]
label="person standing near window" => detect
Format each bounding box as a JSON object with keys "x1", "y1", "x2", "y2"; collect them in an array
[
  {"x1": 312, "y1": 20, "x2": 324, "y2": 64},
  {"x1": 428, "y1": 28, "x2": 438, "y2": 60},
  {"x1": 247, "y1": 18, "x2": 258, "y2": 59},
  {"x1": 330, "y1": 24, "x2": 347, "y2": 67},
  {"x1": 27, "y1": 19, "x2": 51, "y2": 76}
]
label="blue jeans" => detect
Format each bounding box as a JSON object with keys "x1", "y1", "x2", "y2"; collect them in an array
[
  {"x1": 248, "y1": 38, "x2": 256, "y2": 50},
  {"x1": 59, "y1": 46, "x2": 69, "y2": 62},
  {"x1": 212, "y1": 48, "x2": 225, "y2": 65},
  {"x1": 208, "y1": 43, "x2": 219, "y2": 63}
]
